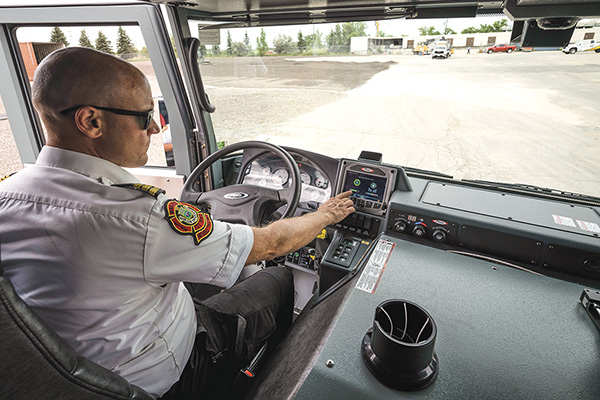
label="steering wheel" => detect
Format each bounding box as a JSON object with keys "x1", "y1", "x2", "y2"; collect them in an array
[{"x1": 180, "y1": 141, "x2": 301, "y2": 226}]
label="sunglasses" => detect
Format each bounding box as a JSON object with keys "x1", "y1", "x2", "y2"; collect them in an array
[{"x1": 60, "y1": 105, "x2": 155, "y2": 130}]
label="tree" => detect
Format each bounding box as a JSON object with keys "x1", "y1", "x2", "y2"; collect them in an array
[
  {"x1": 50, "y1": 26, "x2": 69, "y2": 47},
  {"x1": 461, "y1": 19, "x2": 509, "y2": 34},
  {"x1": 326, "y1": 24, "x2": 343, "y2": 49},
  {"x1": 226, "y1": 31, "x2": 233, "y2": 55},
  {"x1": 326, "y1": 22, "x2": 367, "y2": 51},
  {"x1": 444, "y1": 27, "x2": 457, "y2": 35},
  {"x1": 212, "y1": 45, "x2": 221, "y2": 56},
  {"x1": 95, "y1": 31, "x2": 113, "y2": 54},
  {"x1": 78, "y1": 29, "x2": 94, "y2": 48},
  {"x1": 493, "y1": 19, "x2": 509, "y2": 31},
  {"x1": 305, "y1": 30, "x2": 323, "y2": 48},
  {"x1": 231, "y1": 41, "x2": 250, "y2": 56},
  {"x1": 418, "y1": 26, "x2": 441, "y2": 36},
  {"x1": 256, "y1": 29, "x2": 268, "y2": 56},
  {"x1": 461, "y1": 27, "x2": 479, "y2": 34},
  {"x1": 297, "y1": 31, "x2": 305, "y2": 50},
  {"x1": 116, "y1": 26, "x2": 136, "y2": 55},
  {"x1": 341, "y1": 22, "x2": 367, "y2": 44},
  {"x1": 273, "y1": 34, "x2": 293, "y2": 54},
  {"x1": 244, "y1": 31, "x2": 251, "y2": 52}
]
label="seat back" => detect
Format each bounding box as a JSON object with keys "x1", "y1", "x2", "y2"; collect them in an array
[{"x1": 0, "y1": 262, "x2": 154, "y2": 399}]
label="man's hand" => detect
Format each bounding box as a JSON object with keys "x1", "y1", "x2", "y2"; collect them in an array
[{"x1": 317, "y1": 190, "x2": 356, "y2": 225}]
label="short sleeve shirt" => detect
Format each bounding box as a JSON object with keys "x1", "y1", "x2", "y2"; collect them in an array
[{"x1": 0, "y1": 146, "x2": 254, "y2": 397}]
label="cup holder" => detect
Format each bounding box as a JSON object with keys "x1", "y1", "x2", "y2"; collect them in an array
[{"x1": 361, "y1": 299, "x2": 438, "y2": 390}]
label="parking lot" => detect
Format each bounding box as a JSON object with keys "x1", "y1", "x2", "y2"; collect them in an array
[{"x1": 2, "y1": 50, "x2": 599, "y2": 196}]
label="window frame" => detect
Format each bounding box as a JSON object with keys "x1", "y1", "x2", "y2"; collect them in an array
[{"x1": 0, "y1": 3, "x2": 200, "y2": 177}]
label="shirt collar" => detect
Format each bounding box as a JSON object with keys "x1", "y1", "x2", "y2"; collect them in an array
[{"x1": 36, "y1": 146, "x2": 139, "y2": 185}]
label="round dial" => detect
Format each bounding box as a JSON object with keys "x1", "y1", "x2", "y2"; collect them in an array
[
  {"x1": 261, "y1": 165, "x2": 271, "y2": 175},
  {"x1": 272, "y1": 168, "x2": 289, "y2": 186},
  {"x1": 314, "y1": 174, "x2": 328, "y2": 189},
  {"x1": 256, "y1": 178, "x2": 268, "y2": 187},
  {"x1": 300, "y1": 172, "x2": 311, "y2": 185}
]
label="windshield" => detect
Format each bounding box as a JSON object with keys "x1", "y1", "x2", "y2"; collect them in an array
[
  {"x1": 1, "y1": 12, "x2": 598, "y2": 199},
  {"x1": 190, "y1": 17, "x2": 600, "y2": 197}
]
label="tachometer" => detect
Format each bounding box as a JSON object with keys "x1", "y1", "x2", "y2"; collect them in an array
[
  {"x1": 300, "y1": 172, "x2": 311, "y2": 185},
  {"x1": 273, "y1": 168, "x2": 289, "y2": 186}
]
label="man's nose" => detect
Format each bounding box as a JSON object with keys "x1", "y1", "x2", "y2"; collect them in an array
[{"x1": 148, "y1": 118, "x2": 160, "y2": 135}]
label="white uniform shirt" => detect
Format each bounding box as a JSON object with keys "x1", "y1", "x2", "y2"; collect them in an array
[{"x1": 0, "y1": 146, "x2": 254, "y2": 397}]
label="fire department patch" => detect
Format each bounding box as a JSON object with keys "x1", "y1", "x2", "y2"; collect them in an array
[{"x1": 164, "y1": 199, "x2": 213, "y2": 245}]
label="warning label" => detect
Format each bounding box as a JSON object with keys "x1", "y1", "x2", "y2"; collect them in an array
[
  {"x1": 355, "y1": 239, "x2": 395, "y2": 294},
  {"x1": 576, "y1": 220, "x2": 600, "y2": 234},
  {"x1": 552, "y1": 214, "x2": 576, "y2": 228}
]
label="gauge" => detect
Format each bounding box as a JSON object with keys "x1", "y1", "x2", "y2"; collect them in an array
[
  {"x1": 300, "y1": 172, "x2": 311, "y2": 185},
  {"x1": 256, "y1": 178, "x2": 268, "y2": 187},
  {"x1": 261, "y1": 165, "x2": 271, "y2": 175},
  {"x1": 272, "y1": 168, "x2": 289, "y2": 186},
  {"x1": 314, "y1": 176, "x2": 328, "y2": 189}
]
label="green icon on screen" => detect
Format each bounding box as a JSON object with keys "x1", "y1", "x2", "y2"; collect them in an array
[{"x1": 354, "y1": 179, "x2": 361, "y2": 186}]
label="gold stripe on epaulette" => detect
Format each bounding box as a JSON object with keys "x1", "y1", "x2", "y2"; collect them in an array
[
  {"x1": 114, "y1": 183, "x2": 166, "y2": 199},
  {"x1": 0, "y1": 172, "x2": 16, "y2": 182}
]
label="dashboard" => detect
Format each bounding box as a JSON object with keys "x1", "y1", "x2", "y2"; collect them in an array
[
  {"x1": 240, "y1": 152, "x2": 333, "y2": 209},
  {"x1": 243, "y1": 148, "x2": 600, "y2": 400}
]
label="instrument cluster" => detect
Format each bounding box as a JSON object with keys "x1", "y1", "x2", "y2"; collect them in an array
[{"x1": 241, "y1": 153, "x2": 332, "y2": 208}]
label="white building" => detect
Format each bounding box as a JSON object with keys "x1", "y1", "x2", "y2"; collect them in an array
[{"x1": 350, "y1": 25, "x2": 600, "y2": 54}]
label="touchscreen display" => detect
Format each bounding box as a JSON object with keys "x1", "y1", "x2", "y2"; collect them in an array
[{"x1": 343, "y1": 170, "x2": 387, "y2": 203}]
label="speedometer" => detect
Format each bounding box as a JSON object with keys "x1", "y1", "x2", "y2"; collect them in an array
[
  {"x1": 273, "y1": 168, "x2": 289, "y2": 186},
  {"x1": 300, "y1": 172, "x2": 311, "y2": 185}
]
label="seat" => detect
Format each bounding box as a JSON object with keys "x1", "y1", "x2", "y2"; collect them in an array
[{"x1": 0, "y1": 261, "x2": 155, "y2": 400}]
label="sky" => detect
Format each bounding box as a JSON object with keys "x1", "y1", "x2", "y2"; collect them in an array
[{"x1": 16, "y1": 15, "x2": 511, "y2": 50}]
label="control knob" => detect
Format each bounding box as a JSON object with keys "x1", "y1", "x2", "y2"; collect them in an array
[
  {"x1": 432, "y1": 229, "x2": 447, "y2": 243},
  {"x1": 394, "y1": 218, "x2": 408, "y2": 233},
  {"x1": 412, "y1": 223, "x2": 427, "y2": 238}
]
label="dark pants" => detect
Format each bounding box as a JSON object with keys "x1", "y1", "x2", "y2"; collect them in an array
[{"x1": 163, "y1": 267, "x2": 294, "y2": 400}]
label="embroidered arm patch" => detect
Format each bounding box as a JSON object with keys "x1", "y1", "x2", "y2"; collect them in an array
[{"x1": 164, "y1": 199, "x2": 213, "y2": 245}]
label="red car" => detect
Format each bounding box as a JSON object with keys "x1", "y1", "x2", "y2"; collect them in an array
[{"x1": 486, "y1": 43, "x2": 517, "y2": 53}]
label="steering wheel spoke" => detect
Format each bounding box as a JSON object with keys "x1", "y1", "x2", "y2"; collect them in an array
[{"x1": 181, "y1": 141, "x2": 301, "y2": 226}]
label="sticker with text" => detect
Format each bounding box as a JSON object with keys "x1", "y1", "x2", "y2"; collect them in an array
[
  {"x1": 552, "y1": 214, "x2": 576, "y2": 227},
  {"x1": 356, "y1": 239, "x2": 395, "y2": 294},
  {"x1": 576, "y1": 220, "x2": 600, "y2": 234}
]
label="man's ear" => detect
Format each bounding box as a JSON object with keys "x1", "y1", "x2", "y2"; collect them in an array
[{"x1": 74, "y1": 106, "x2": 102, "y2": 138}]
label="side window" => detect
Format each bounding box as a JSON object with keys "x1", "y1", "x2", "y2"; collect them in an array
[
  {"x1": 0, "y1": 94, "x2": 23, "y2": 176},
  {"x1": 15, "y1": 25, "x2": 174, "y2": 168}
]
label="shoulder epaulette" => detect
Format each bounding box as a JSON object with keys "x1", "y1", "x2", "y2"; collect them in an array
[
  {"x1": 0, "y1": 172, "x2": 17, "y2": 183},
  {"x1": 114, "y1": 183, "x2": 166, "y2": 199}
]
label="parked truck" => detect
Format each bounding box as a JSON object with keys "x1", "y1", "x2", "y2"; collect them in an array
[{"x1": 485, "y1": 43, "x2": 517, "y2": 53}]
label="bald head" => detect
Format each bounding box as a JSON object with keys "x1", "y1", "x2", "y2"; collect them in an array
[{"x1": 32, "y1": 47, "x2": 149, "y2": 134}]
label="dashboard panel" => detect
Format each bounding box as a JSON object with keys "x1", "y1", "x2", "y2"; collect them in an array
[{"x1": 240, "y1": 152, "x2": 333, "y2": 209}]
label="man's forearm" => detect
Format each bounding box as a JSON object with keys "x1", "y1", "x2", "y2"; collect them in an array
[
  {"x1": 246, "y1": 211, "x2": 333, "y2": 265},
  {"x1": 245, "y1": 191, "x2": 355, "y2": 266}
]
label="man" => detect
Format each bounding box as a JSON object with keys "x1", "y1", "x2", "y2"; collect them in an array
[{"x1": 0, "y1": 47, "x2": 354, "y2": 398}]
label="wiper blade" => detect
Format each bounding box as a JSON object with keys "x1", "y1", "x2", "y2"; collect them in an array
[
  {"x1": 402, "y1": 166, "x2": 453, "y2": 179},
  {"x1": 462, "y1": 179, "x2": 600, "y2": 204}
]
